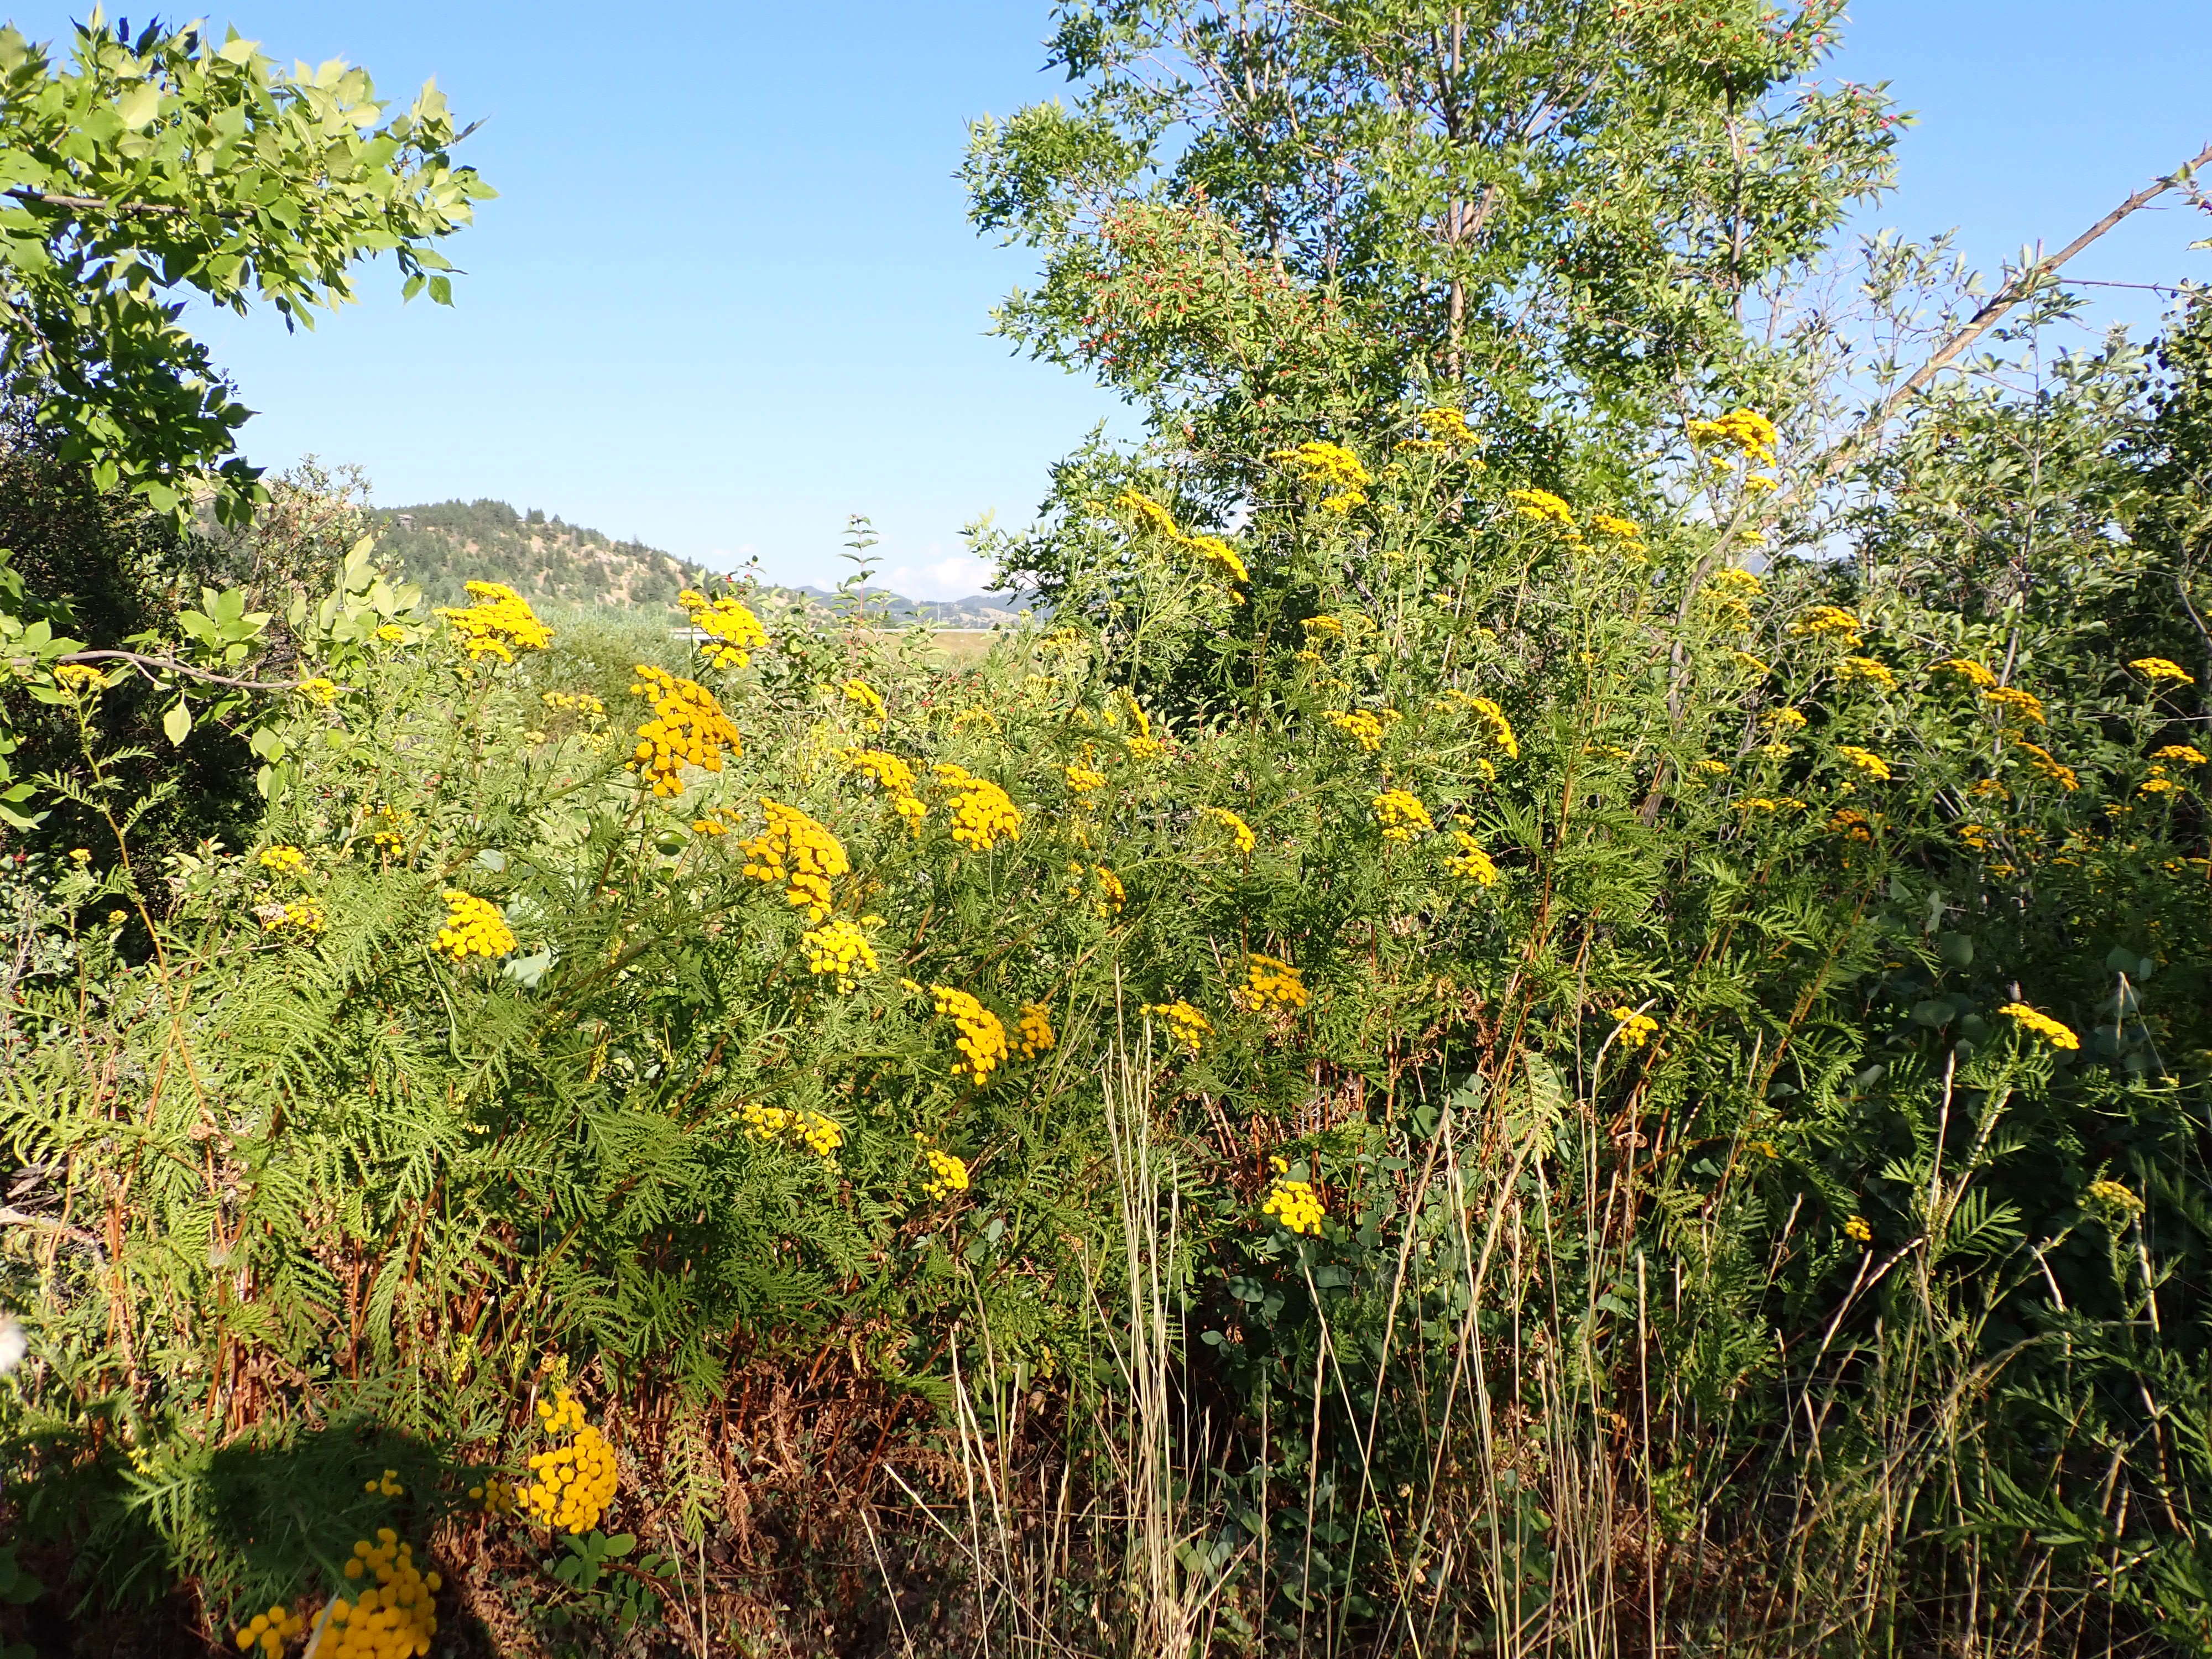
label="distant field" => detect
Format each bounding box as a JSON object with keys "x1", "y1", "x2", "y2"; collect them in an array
[{"x1": 924, "y1": 629, "x2": 1000, "y2": 666}]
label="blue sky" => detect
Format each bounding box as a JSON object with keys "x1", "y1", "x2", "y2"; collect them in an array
[{"x1": 28, "y1": 2, "x2": 2212, "y2": 594}]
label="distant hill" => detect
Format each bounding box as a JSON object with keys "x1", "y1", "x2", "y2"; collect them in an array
[
  {"x1": 371, "y1": 499, "x2": 713, "y2": 609},
  {"x1": 373, "y1": 498, "x2": 1037, "y2": 626}
]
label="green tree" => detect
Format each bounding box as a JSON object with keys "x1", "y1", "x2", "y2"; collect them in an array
[
  {"x1": 0, "y1": 15, "x2": 489, "y2": 522},
  {"x1": 965, "y1": 0, "x2": 1898, "y2": 458}
]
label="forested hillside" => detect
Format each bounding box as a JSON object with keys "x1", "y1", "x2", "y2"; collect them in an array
[{"x1": 371, "y1": 499, "x2": 712, "y2": 608}]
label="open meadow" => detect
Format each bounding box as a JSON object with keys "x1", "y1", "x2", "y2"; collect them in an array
[{"x1": 3, "y1": 6, "x2": 2212, "y2": 1658}]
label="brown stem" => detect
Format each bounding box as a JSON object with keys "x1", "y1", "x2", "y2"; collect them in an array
[{"x1": 58, "y1": 648, "x2": 349, "y2": 693}]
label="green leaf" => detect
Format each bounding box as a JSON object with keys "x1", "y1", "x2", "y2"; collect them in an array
[
  {"x1": 116, "y1": 82, "x2": 160, "y2": 129},
  {"x1": 161, "y1": 700, "x2": 192, "y2": 747}
]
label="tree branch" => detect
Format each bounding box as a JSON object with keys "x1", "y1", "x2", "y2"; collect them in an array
[
  {"x1": 6, "y1": 187, "x2": 189, "y2": 217},
  {"x1": 59, "y1": 649, "x2": 347, "y2": 693},
  {"x1": 1788, "y1": 140, "x2": 2212, "y2": 506}
]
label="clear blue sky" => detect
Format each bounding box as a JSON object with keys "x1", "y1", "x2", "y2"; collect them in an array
[{"x1": 22, "y1": 2, "x2": 2212, "y2": 595}]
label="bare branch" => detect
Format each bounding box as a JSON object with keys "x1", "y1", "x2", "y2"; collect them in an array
[{"x1": 58, "y1": 649, "x2": 348, "y2": 694}]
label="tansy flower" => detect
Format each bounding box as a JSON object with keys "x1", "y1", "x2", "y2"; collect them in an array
[
  {"x1": 1441, "y1": 690, "x2": 1519, "y2": 758},
  {"x1": 2084, "y1": 1177, "x2": 2146, "y2": 1221},
  {"x1": 931, "y1": 764, "x2": 1023, "y2": 852},
  {"x1": 1708, "y1": 567, "x2": 1764, "y2": 599},
  {"x1": 1836, "y1": 656, "x2": 1897, "y2": 692},
  {"x1": 1065, "y1": 760, "x2": 1107, "y2": 794},
  {"x1": 256, "y1": 899, "x2": 326, "y2": 937},
  {"x1": 294, "y1": 676, "x2": 338, "y2": 706},
  {"x1": 437, "y1": 581, "x2": 553, "y2": 665},
  {"x1": 628, "y1": 665, "x2": 743, "y2": 797},
  {"x1": 2130, "y1": 657, "x2": 2195, "y2": 686},
  {"x1": 1791, "y1": 606, "x2": 1863, "y2": 645},
  {"x1": 432, "y1": 891, "x2": 516, "y2": 962},
  {"x1": 1837, "y1": 745, "x2": 1891, "y2": 781},
  {"x1": 1015, "y1": 1000, "x2": 1056, "y2": 1058},
  {"x1": 52, "y1": 662, "x2": 104, "y2": 696},
  {"x1": 1230, "y1": 953, "x2": 1308, "y2": 1014},
  {"x1": 800, "y1": 916, "x2": 878, "y2": 990},
  {"x1": 1692, "y1": 759, "x2": 1731, "y2": 776},
  {"x1": 258, "y1": 844, "x2": 308, "y2": 876},
  {"x1": 1326, "y1": 709, "x2": 1386, "y2": 752},
  {"x1": 1260, "y1": 1165, "x2": 1326, "y2": 1236},
  {"x1": 917, "y1": 1138, "x2": 970, "y2": 1201},
  {"x1": 2152, "y1": 744, "x2": 2206, "y2": 765},
  {"x1": 1731, "y1": 651, "x2": 1772, "y2": 675},
  {"x1": 1415, "y1": 406, "x2": 1475, "y2": 446},
  {"x1": 1590, "y1": 512, "x2": 1643, "y2": 542},
  {"x1": 677, "y1": 588, "x2": 769, "y2": 669},
  {"x1": 2015, "y1": 740, "x2": 2078, "y2": 791},
  {"x1": 520, "y1": 1390, "x2": 620, "y2": 1534},
  {"x1": 1373, "y1": 789, "x2": 1434, "y2": 842},
  {"x1": 740, "y1": 1102, "x2": 845, "y2": 1159},
  {"x1": 1980, "y1": 685, "x2": 2044, "y2": 724},
  {"x1": 740, "y1": 800, "x2": 850, "y2": 921},
  {"x1": 1271, "y1": 440, "x2": 1371, "y2": 512},
  {"x1": 1302, "y1": 614, "x2": 1346, "y2": 639},
  {"x1": 932, "y1": 985, "x2": 1009, "y2": 1082},
  {"x1": 1843, "y1": 1215, "x2": 1872, "y2": 1244},
  {"x1": 1686, "y1": 408, "x2": 1777, "y2": 464},
  {"x1": 839, "y1": 678, "x2": 886, "y2": 723},
  {"x1": 1446, "y1": 828, "x2": 1499, "y2": 885},
  {"x1": 845, "y1": 748, "x2": 926, "y2": 833},
  {"x1": 2141, "y1": 766, "x2": 2180, "y2": 796},
  {"x1": 1507, "y1": 487, "x2": 1575, "y2": 530},
  {"x1": 1115, "y1": 489, "x2": 1250, "y2": 587},
  {"x1": 1609, "y1": 1007, "x2": 1659, "y2": 1048},
  {"x1": 373, "y1": 623, "x2": 408, "y2": 644},
  {"x1": 1199, "y1": 805, "x2": 1256, "y2": 855},
  {"x1": 1144, "y1": 999, "x2": 1212, "y2": 1055},
  {"x1": 1996, "y1": 1002, "x2": 2079, "y2": 1050},
  {"x1": 1932, "y1": 658, "x2": 1997, "y2": 689}
]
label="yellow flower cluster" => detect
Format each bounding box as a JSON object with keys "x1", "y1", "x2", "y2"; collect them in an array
[
  {"x1": 467, "y1": 1477, "x2": 518, "y2": 1515},
  {"x1": 1792, "y1": 606, "x2": 1863, "y2": 645},
  {"x1": 1997, "y1": 1002, "x2": 2079, "y2": 1051},
  {"x1": 918, "y1": 1139, "x2": 971, "y2": 1201},
  {"x1": 436, "y1": 581, "x2": 553, "y2": 665},
  {"x1": 739, "y1": 799, "x2": 850, "y2": 921},
  {"x1": 1507, "y1": 487, "x2": 1575, "y2": 529},
  {"x1": 1065, "y1": 760, "x2": 1107, "y2": 793},
  {"x1": 1119, "y1": 695, "x2": 1165, "y2": 759},
  {"x1": 327, "y1": 1531, "x2": 441, "y2": 1659},
  {"x1": 295, "y1": 676, "x2": 338, "y2": 706},
  {"x1": 1610, "y1": 1007, "x2": 1660, "y2": 1048},
  {"x1": 1326, "y1": 709, "x2": 1386, "y2": 752},
  {"x1": 364, "y1": 805, "x2": 412, "y2": 857},
  {"x1": 523, "y1": 1425, "x2": 619, "y2": 1535},
  {"x1": 1261, "y1": 1162, "x2": 1326, "y2": 1235},
  {"x1": 1837, "y1": 745, "x2": 1891, "y2": 782},
  {"x1": 259, "y1": 844, "x2": 307, "y2": 875},
  {"x1": 1765, "y1": 708, "x2": 1807, "y2": 732},
  {"x1": 1015, "y1": 1000, "x2": 1056, "y2": 1058},
  {"x1": 2140, "y1": 768, "x2": 2179, "y2": 797},
  {"x1": 1303, "y1": 614, "x2": 1346, "y2": 643},
  {"x1": 1200, "y1": 805, "x2": 1256, "y2": 855},
  {"x1": 541, "y1": 690, "x2": 606, "y2": 718},
  {"x1": 1828, "y1": 807, "x2": 1874, "y2": 842},
  {"x1": 1836, "y1": 656, "x2": 1897, "y2": 692},
  {"x1": 1706, "y1": 568, "x2": 1764, "y2": 602},
  {"x1": 1373, "y1": 789, "x2": 1434, "y2": 842},
  {"x1": 838, "y1": 678, "x2": 886, "y2": 723},
  {"x1": 932, "y1": 985, "x2": 1009, "y2": 1082},
  {"x1": 1231, "y1": 953, "x2": 1308, "y2": 1014},
  {"x1": 628, "y1": 665, "x2": 744, "y2": 797},
  {"x1": 2085, "y1": 1177, "x2": 2146, "y2": 1220},
  {"x1": 1115, "y1": 489, "x2": 1251, "y2": 588},
  {"x1": 2153, "y1": 744, "x2": 2207, "y2": 765},
  {"x1": 2016, "y1": 740, "x2": 2079, "y2": 791},
  {"x1": 801, "y1": 917, "x2": 878, "y2": 990},
  {"x1": 1145, "y1": 999, "x2": 1212, "y2": 1054},
  {"x1": 845, "y1": 748, "x2": 927, "y2": 834},
  {"x1": 1686, "y1": 408, "x2": 1777, "y2": 463},
  {"x1": 1271, "y1": 440, "x2": 1371, "y2": 513},
  {"x1": 931, "y1": 764, "x2": 1023, "y2": 852},
  {"x1": 1843, "y1": 1215, "x2": 1872, "y2": 1244},
  {"x1": 1415, "y1": 405, "x2": 1475, "y2": 446},
  {"x1": 1974, "y1": 685, "x2": 2043, "y2": 724},
  {"x1": 363, "y1": 1467, "x2": 403, "y2": 1496},
  {"x1": 431, "y1": 891, "x2": 515, "y2": 962},
  {"x1": 677, "y1": 587, "x2": 770, "y2": 670},
  {"x1": 1956, "y1": 822, "x2": 1995, "y2": 851},
  {"x1": 233, "y1": 1603, "x2": 306, "y2": 1657},
  {"x1": 740, "y1": 1102, "x2": 846, "y2": 1159},
  {"x1": 1442, "y1": 690, "x2": 1519, "y2": 759},
  {"x1": 1933, "y1": 658, "x2": 1997, "y2": 688},
  {"x1": 1446, "y1": 829, "x2": 1500, "y2": 885},
  {"x1": 1591, "y1": 512, "x2": 1644, "y2": 543},
  {"x1": 1063, "y1": 861, "x2": 1127, "y2": 917},
  {"x1": 2130, "y1": 656, "x2": 2195, "y2": 686},
  {"x1": 53, "y1": 662, "x2": 105, "y2": 696}
]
